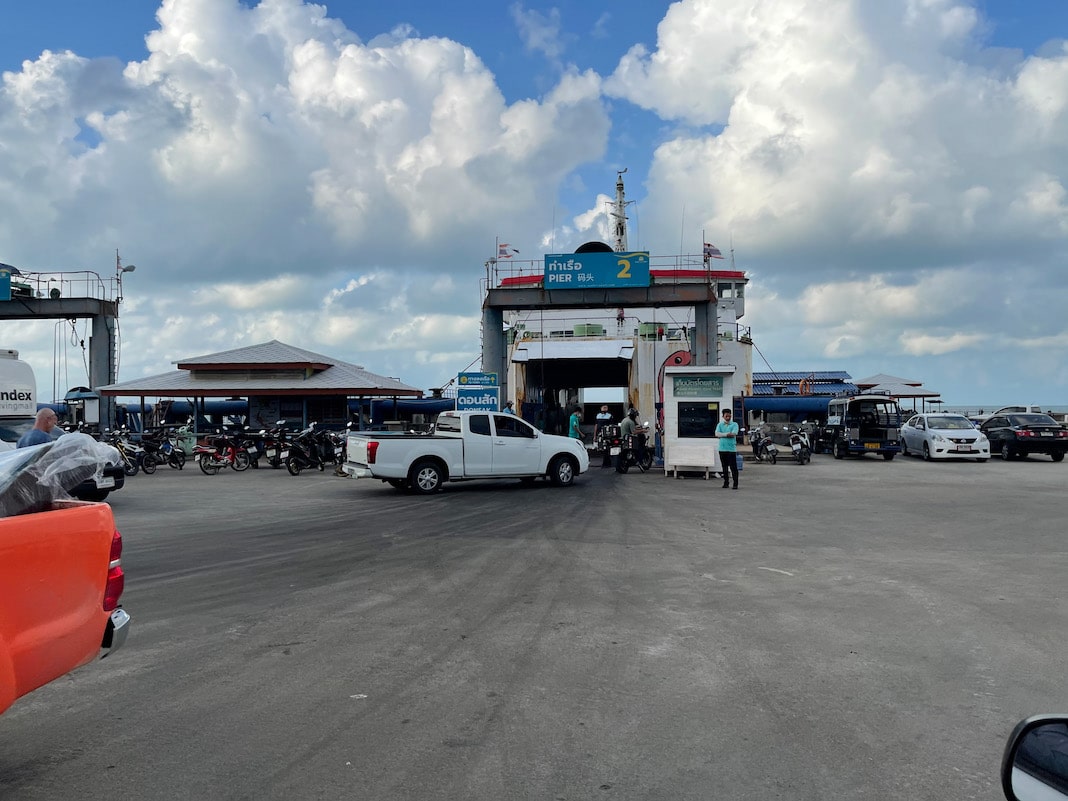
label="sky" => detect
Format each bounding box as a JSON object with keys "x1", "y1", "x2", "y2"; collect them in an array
[{"x1": 3, "y1": 0, "x2": 1068, "y2": 407}]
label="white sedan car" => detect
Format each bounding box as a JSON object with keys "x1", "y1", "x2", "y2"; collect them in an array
[{"x1": 900, "y1": 413, "x2": 989, "y2": 461}]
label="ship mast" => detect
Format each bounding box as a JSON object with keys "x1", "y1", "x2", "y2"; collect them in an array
[{"x1": 611, "y1": 168, "x2": 629, "y2": 252}]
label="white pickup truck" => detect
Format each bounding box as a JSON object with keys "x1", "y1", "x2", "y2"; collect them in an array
[{"x1": 342, "y1": 409, "x2": 589, "y2": 494}]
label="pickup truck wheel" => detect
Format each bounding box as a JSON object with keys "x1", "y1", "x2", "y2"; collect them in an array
[
  {"x1": 409, "y1": 460, "x2": 444, "y2": 494},
  {"x1": 549, "y1": 455, "x2": 577, "y2": 487}
]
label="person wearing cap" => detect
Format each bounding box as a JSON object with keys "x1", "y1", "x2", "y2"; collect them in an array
[
  {"x1": 716, "y1": 408, "x2": 740, "y2": 489},
  {"x1": 595, "y1": 404, "x2": 613, "y2": 467},
  {"x1": 502, "y1": 400, "x2": 516, "y2": 414}
]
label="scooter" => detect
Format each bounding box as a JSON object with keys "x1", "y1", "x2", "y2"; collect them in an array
[
  {"x1": 596, "y1": 423, "x2": 622, "y2": 468},
  {"x1": 615, "y1": 424, "x2": 653, "y2": 473},
  {"x1": 786, "y1": 427, "x2": 812, "y2": 464},
  {"x1": 748, "y1": 427, "x2": 779, "y2": 464}
]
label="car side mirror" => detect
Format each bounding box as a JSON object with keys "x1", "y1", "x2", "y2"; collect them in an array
[{"x1": 1003, "y1": 716, "x2": 1068, "y2": 800}]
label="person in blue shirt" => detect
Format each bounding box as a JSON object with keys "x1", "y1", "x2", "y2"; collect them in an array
[
  {"x1": 17, "y1": 409, "x2": 59, "y2": 448},
  {"x1": 502, "y1": 400, "x2": 516, "y2": 414},
  {"x1": 716, "y1": 408, "x2": 740, "y2": 489}
]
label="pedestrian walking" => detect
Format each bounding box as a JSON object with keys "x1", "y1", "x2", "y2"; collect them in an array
[
  {"x1": 568, "y1": 406, "x2": 583, "y2": 441},
  {"x1": 716, "y1": 408, "x2": 739, "y2": 489}
]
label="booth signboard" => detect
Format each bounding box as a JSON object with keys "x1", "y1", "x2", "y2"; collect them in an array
[{"x1": 672, "y1": 375, "x2": 724, "y2": 398}]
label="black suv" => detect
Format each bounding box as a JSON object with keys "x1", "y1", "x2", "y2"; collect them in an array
[{"x1": 980, "y1": 413, "x2": 1068, "y2": 461}]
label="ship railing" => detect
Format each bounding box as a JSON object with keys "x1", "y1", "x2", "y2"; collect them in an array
[{"x1": 4, "y1": 270, "x2": 116, "y2": 302}]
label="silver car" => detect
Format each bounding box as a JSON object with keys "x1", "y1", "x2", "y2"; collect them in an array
[{"x1": 900, "y1": 413, "x2": 990, "y2": 462}]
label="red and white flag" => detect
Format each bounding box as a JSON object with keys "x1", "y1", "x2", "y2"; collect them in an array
[
  {"x1": 498, "y1": 243, "x2": 518, "y2": 259},
  {"x1": 703, "y1": 242, "x2": 724, "y2": 260}
]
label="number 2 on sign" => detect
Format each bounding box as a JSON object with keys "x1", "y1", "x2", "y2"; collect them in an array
[{"x1": 616, "y1": 258, "x2": 632, "y2": 279}]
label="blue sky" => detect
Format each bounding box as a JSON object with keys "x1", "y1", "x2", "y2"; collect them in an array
[{"x1": 3, "y1": 0, "x2": 1068, "y2": 406}]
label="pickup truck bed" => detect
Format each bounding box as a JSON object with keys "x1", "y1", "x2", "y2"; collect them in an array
[{"x1": 0, "y1": 500, "x2": 129, "y2": 714}]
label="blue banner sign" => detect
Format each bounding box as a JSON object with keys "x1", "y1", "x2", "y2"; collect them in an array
[
  {"x1": 457, "y1": 386, "x2": 499, "y2": 411},
  {"x1": 0, "y1": 268, "x2": 10, "y2": 302},
  {"x1": 458, "y1": 371, "x2": 498, "y2": 387},
  {"x1": 544, "y1": 251, "x2": 650, "y2": 289}
]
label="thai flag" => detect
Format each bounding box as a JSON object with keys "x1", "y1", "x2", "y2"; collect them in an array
[
  {"x1": 498, "y1": 243, "x2": 518, "y2": 259},
  {"x1": 703, "y1": 243, "x2": 724, "y2": 259}
]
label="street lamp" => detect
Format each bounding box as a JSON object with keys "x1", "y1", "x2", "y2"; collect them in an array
[{"x1": 115, "y1": 249, "x2": 136, "y2": 303}]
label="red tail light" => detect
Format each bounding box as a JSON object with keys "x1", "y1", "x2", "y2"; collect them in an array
[
  {"x1": 1016, "y1": 430, "x2": 1035, "y2": 438},
  {"x1": 366, "y1": 441, "x2": 379, "y2": 464},
  {"x1": 104, "y1": 530, "x2": 125, "y2": 612}
]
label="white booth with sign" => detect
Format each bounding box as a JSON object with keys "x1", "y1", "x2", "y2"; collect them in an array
[{"x1": 661, "y1": 365, "x2": 739, "y2": 479}]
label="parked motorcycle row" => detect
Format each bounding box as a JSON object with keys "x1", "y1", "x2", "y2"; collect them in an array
[
  {"x1": 82, "y1": 421, "x2": 348, "y2": 478},
  {"x1": 747, "y1": 424, "x2": 814, "y2": 465}
]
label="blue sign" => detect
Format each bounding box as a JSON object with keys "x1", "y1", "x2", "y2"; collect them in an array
[
  {"x1": 457, "y1": 386, "x2": 499, "y2": 411},
  {"x1": 544, "y1": 251, "x2": 650, "y2": 289},
  {"x1": 0, "y1": 268, "x2": 10, "y2": 302},
  {"x1": 458, "y1": 371, "x2": 498, "y2": 387}
]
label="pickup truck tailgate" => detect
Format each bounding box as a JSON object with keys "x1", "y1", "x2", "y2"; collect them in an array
[{"x1": 347, "y1": 434, "x2": 372, "y2": 465}]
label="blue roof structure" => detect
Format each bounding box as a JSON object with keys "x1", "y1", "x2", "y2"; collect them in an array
[
  {"x1": 753, "y1": 371, "x2": 852, "y2": 382},
  {"x1": 751, "y1": 382, "x2": 857, "y2": 396}
]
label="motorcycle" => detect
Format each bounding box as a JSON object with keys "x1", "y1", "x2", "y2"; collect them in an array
[
  {"x1": 194, "y1": 432, "x2": 252, "y2": 475},
  {"x1": 139, "y1": 428, "x2": 186, "y2": 471},
  {"x1": 596, "y1": 423, "x2": 623, "y2": 468},
  {"x1": 285, "y1": 423, "x2": 325, "y2": 475},
  {"x1": 786, "y1": 426, "x2": 812, "y2": 465},
  {"x1": 748, "y1": 427, "x2": 779, "y2": 464},
  {"x1": 615, "y1": 423, "x2": 653, "y2": 473},
  {"x1": 103, "y1": 428, "x2": 145, "y2": 476}
]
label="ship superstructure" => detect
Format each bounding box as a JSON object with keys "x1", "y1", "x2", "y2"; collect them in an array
[{"x1": 480, "y1": 175, "x2": 752, "y2": 428}]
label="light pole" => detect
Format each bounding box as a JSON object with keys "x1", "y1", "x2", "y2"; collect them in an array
[{"x1": 115, "y1": 250, "x2": 136, "y2": 304}]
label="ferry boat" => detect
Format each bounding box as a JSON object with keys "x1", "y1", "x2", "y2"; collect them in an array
[{"x1": 478, "y1": 173, "x2": 754, "y2": 432}]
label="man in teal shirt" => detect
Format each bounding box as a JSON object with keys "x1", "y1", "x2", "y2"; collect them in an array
[
  {"x1": 568, "y1": 407, "x2": 583, "y2": 440},
  {"x1": 716, "y1": 408, "x2": 739, "y2": 489}
]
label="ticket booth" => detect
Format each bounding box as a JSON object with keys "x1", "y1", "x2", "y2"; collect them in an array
[{"x1": 662, "y1": 365, "x2": 739, "y2": 479}]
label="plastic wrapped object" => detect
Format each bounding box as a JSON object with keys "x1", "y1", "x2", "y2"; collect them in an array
[{"x1": 0, "y1": 434, "x2": 115, "y2": 517}]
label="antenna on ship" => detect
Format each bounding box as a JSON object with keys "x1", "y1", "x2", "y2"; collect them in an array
[{"x1": 611, "y1": 168, "x2": 629, "y2": 252}]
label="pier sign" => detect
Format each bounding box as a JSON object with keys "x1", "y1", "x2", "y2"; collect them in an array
[{"x1": 544, "y1": 251, "x2": 650, "y2": 289}]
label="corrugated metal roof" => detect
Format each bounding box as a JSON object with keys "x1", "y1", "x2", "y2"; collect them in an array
[
  {"x1": 753, "y1": 371, "x2": 852, "y2": 382},
  {"x1": 752, "y1": 382, "x2": 857, "y2": 396}
]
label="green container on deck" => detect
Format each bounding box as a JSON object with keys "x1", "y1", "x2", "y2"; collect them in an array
[{"x1": 573, "y1": 324, "x2": 604, "y2": 336}]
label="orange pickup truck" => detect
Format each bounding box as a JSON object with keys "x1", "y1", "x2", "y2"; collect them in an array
[{"x1": 0, "y1": 477, "x2": 130, "y2": 713}]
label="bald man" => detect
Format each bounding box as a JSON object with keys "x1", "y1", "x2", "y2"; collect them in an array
[{"x1": 17, "y1": 408, "x2": 59, "y2": 448}]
